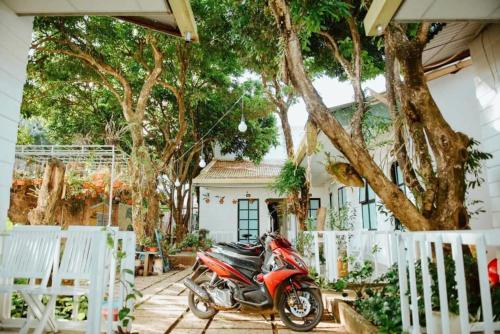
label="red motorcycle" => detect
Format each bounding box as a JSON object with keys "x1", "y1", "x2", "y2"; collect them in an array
[{"x1": 183, "y1": 232, "x2": 323, "y2": 332}]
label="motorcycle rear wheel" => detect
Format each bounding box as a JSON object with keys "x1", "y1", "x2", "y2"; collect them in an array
[
  {"x1": 278, "y1": 287, "x2": 323, "y2": 332},
  {"x1": 188, "y1": 275, "x2": 218, "y2": 319}
]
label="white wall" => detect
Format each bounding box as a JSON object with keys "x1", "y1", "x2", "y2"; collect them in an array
[
  {"x1": 469, "y1": 23, "x2": 500, "y2": 228},
  {"x1": 0, "y1": 1, "x2": 33, "y2": 230},
  {"x1": 428, "y1": 65, "x2": 493, "y2": 229},
  {"x1": 198, "y1": 185, "x2": 285, "y2": 242}
]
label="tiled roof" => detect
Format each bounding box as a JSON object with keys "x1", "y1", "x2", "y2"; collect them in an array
[{"x1": 193, "y1": 160, "x2": 283, "y2": 185}]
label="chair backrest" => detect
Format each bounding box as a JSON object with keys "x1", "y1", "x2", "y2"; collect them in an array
[
  {"x1": 0, "y1": 225, "x2": 61, "y2": 286},
  {"x1": 54, "y1": 228, "x2": 107, "y2": 282}
]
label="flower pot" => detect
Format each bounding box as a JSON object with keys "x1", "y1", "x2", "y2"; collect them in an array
[
  {"x1": 337, "y1": 257, "x2": 348, "y2": 278},
  {"x1": 145, "y1": 246, "x2": 158, "y2": 252},
  {"x1": 101, "y1": 301, "x2": 120, "y2": 322},
  {"x1": 431, "y1": 311, "x2": 461, "y2": 334}
]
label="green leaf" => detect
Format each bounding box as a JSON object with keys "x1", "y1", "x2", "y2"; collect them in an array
[{"x1": 118, "y1": 307, "x2": 130, "y2": 320}]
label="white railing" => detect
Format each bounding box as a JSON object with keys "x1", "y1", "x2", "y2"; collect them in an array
[
  {"x1": 398, "y1": 230, "x2": 500, "y2": 334},
  {"x1": 0, "y1": 229, "x2": 136, "y2": 333},
  {"x1": 303, "y1": 230, "x2": 398, "y2": 282},
  {"x1": 305, "y1": 229, "x2": 500, "y2": 334}
]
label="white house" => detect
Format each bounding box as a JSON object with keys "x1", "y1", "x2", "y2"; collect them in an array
[{"x1": 193, "y1": 159, "x2": 289, "y2": 243}]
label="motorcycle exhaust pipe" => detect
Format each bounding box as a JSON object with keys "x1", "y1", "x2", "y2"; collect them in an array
[{"x1": 183, "y1": 278, "x2": 210, "y2": 301}]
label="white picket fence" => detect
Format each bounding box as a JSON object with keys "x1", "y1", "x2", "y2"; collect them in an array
[
  {"x1": 398, "y1": 230, "x2": 500, "y2": 334},
  {"x1": 0, "y1": 229, "x2": 136, "y2": 333},
  {"x1": 304, "y1": 229, "x2": 500, "y2": 334},
  {"x1": 303, "y1": 230, "x2": 399, "y2": 282}
]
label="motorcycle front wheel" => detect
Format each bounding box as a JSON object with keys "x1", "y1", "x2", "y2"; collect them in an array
[
  {"x1": 188, "y1": 275, "x2": 217, "y2": 319},
  {"x1": 278, "y1": 287, "x2": 323, "y2": 332}
]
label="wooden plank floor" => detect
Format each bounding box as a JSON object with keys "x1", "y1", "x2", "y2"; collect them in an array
[{"x1": 132, "y1": 269, "x2": 346, "y2": 334}]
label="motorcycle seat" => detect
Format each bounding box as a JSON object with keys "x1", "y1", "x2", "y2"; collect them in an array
[
  {"x1": 210, "y1": 251, "x2": 262, "y2": 274},
  {"x1": 215, "y1": 242, "x2": 263, "y2": 257}
]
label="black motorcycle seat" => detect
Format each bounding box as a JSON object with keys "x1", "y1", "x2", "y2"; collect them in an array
[
  {"x1": 210, "y1": 251, "x2": 262, "y2": 274},
  {"x1": 216, "y1": 242, "x2": 263, "y2": 257}
]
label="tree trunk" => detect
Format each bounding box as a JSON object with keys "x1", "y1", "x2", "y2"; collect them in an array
[
  {"x1": 129, "y1": 123, "x2": 159, "y2": 239},
  {"x1": 173, "y1": 185, "x2": 187, "y2": 243},
  {"x1": 386, "y1": 27, "x2": 470, "y2": 230},
  {"x1": 277, "y1": 106, "x2": 295, "y2": 159},
  {"x1": 28, "y1": 158, "x2": 66, "y2": 225},
  {"x1": 268, "y1": 0, "x2": 432, "y2": 231}
]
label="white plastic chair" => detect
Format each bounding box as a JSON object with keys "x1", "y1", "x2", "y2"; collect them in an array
[
  {"x1": 25, "y1": 228, "x2": 108, "y2": 334},
  {"x1": 0, "y1": 225, "x2": 61, "y2": 333}
]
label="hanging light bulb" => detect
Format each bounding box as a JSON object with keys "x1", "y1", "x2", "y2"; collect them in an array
[
  {"x1": 238, "y1": 114, "x2": 247, "y2": 133},
  {"x1": 174, "y1": 178, "x2": 181, "y2": 187},
  {"x1": 199, "y1": 156, "x2": 206, "y2": 168},
  {"x1": 238, "y1": 98, "x2": 247, "y2": 133}
]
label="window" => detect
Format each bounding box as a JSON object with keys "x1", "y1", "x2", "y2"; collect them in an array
[
  {"x1": 390, "y1": 162, "x2": 406, "y2": 230},
  {"x1": 391, "y1": 162, "x2": 408, "y2": 194},
  {"x1": 338, "y1": 187, "x2": 347, "y2": 211},
  {"x1": 238, "y1": 199, "x2": 259, "y2": 243},
  {"x1": 359, "y1": 180, "x2": 377, "y2": 230},
  {"x1": 308, "y1": 198, "x2": 321, "y2": 221}
]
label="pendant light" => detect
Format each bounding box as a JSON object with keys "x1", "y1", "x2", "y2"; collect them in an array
[
  {"x1": 199, "y1": 142, "x2": 206, "y2": 168},
  {"x1": 238, "y1": 98, "x2": 247, "y2": 133}
]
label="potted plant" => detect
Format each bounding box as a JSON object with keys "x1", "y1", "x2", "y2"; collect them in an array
[
  {"x1": 142, "y1": 237, "x2": 158, "y2": 252},
  {"x1": 179, "y1": 233, "x2": 200, "y2": 252}
]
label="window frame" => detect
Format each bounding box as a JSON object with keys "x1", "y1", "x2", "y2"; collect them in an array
[
  {"x1": 390, "y1": 162, "x2": 406, "y2": 230},
  {"x1": 308, "y1": 198, "x2": 321, "y2": 221},
  {"x1": 338, "y1": 187, "x2": 347, "y2": 212},
  {"x1": 359, "y1": 180, "x2": 377, "y2": 230},
  {"x1": 237, "y1": 199, "x2": 259, "y2": 243}
]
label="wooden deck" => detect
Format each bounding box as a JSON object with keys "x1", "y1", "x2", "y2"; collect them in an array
[{"x1": 132, "y1": 269, "x2": 346, "y2": 334}]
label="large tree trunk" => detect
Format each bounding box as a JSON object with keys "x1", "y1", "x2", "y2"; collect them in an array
[
  {"x1": 268, "y1": 0, "x2": 432, "y2": 231},
  {"x1": 28, "y1": 158, "x2": 65, "y2": 225},
  {"x1": 129, "y1": 122, "x2": 159, "y2": 239},
  {"x1": 386, "y1": 27, "x2": 470, "y2": 229}
]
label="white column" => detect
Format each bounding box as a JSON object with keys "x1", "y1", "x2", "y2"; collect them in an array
[{"x1": 0, "y1": 1, "x2": 33, "y2": 231}]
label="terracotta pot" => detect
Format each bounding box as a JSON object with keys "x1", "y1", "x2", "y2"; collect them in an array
[
  {"x1": 337, "y1": 257, "x2": 348, "y2": 278},
  {"x1": 145, "y1": 246, "x2": 158, "y2": 252},
  {"x1": 102, "y1": 306, "x2": 119, "y2": 322}
]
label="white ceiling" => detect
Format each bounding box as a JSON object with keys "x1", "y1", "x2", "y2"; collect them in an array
[
  {"x1": 423, "y1": 22, "x2": 484, "y2": 67},
  {"x1": 395, "y1": 0, "x2": 500, "y2": 21},
  {"x1": 3, "y1": 0, "x2": 171, "y2": 15}
]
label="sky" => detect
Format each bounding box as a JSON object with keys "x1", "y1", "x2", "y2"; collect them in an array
[{"x1": 263, "y1": 75, "x2": 386, "y2": 161}]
